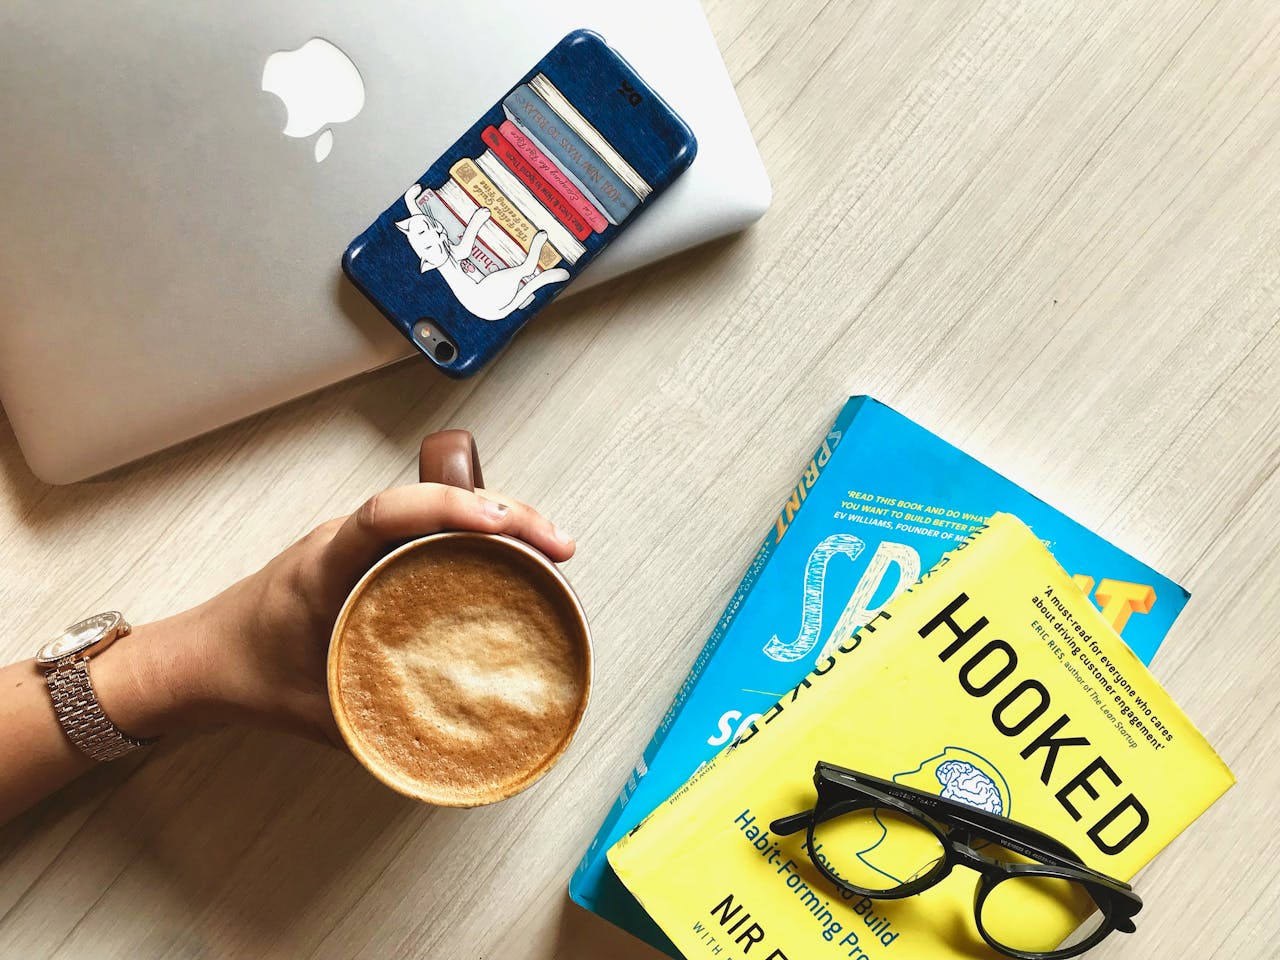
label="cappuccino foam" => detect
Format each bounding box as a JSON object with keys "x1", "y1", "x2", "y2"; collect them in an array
[{"x1": 333, "y1": 538, "x2": 588, "y2": 805}]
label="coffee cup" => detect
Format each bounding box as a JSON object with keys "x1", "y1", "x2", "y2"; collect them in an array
[{"x1": 327, "y1": 430, "x2": 592, "y2": 807}]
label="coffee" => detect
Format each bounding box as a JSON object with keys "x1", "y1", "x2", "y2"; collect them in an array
[{"x1": 329, "y1": 533, "x2": 590, "y2": 806}]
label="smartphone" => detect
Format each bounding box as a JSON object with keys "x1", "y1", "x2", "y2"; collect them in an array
[{"x1": 342, "y1": 30, "x2": 697, "y2": 377}]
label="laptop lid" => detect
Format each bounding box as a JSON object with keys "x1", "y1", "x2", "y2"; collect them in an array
[{"x1": 0, "y1": 0, "x2": 769, "y2": 483}]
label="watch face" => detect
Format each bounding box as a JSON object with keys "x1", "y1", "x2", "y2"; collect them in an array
[{"x1": 35, "y1": 612, "x2": 122, "y2": 665}]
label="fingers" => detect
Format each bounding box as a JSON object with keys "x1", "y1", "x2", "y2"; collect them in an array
[
  {"x1": 323, "y1": 483, "x2": 575, "y2": 588},
  {"x1": 473, "y1": 487, "x2": 575, "y2": 562}
]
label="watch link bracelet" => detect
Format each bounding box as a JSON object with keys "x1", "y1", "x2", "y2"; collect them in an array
[{"x1": 35, "y1": 612, "x2": 158, "y2": 762}]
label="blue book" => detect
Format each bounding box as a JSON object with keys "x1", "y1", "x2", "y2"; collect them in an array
[
  {"x1": 570, "y1": 396, "x2": 1190, "y2": 955},
  {"x1": 502, "y1": 83, "x2": 639, "y2": 224}
]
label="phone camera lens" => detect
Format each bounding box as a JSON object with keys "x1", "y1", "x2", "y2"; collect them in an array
[{"x1": 433, "y1": 340, "x2": 457, "y2": 363}]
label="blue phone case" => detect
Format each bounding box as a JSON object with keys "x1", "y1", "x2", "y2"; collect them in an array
[{"x1": 342, "y1": 30, "x2": 697, "y2": 377}]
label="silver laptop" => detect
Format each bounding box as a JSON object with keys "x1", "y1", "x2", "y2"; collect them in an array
[{"x1": 0, "y1": 0, "x2": 769, "y2": 483}]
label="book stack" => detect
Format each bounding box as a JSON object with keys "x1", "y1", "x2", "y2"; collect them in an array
[
  {"x1": 414, "y1": 73, "x2": 652, "y2": 284},
  {"x1": 608, "y1": 515, "x2": 1233, "y2": 960},
  {"x1": 572, "y1": 397, "x2": 1229, "y2": 958}
]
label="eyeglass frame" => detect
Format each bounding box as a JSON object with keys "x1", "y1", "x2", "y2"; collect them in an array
[{"x1": 769, "y1": 761, "x2": 1142, "y2": 960}]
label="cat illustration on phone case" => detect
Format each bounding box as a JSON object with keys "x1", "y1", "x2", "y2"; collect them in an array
[{"x1": 395, "y1": 184, "x2": 571, "y2": 322}]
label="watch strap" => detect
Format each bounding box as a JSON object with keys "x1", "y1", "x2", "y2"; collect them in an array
[{"x1": 46, "y1": 657, "x2": 158, "y2": 761}]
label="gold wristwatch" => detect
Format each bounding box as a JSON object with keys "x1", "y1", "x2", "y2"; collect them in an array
[{"x1": 36, "y1": 612, "x2": 158, "y2": 761}]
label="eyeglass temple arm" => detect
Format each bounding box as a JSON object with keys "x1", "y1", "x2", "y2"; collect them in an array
[
  {"x1": 907, "y1": 792, "x2": 1083, "y2": 865},
  {"x1": 819, "y1": 765, "x2": 1126, "y2": 891},
  {"x1": 769, "y1": 811, "x2": 813, "y2": 836}
]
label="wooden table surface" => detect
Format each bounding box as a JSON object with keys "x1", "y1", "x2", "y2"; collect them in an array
[{"x1": 3, "y1": 1, "x2": 1278, "y2": 957}]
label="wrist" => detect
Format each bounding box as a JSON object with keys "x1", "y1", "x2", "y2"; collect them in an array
[{"x1": 90, "y1": 610, "x2": 221, "y2": 739}]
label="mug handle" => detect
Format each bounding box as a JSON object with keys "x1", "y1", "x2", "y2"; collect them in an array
[{"x1": 419, "y1": 429, "x2": 485, "y2": 491}]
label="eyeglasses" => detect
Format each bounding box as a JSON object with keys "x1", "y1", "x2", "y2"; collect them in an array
[{"x1": 770, "y1": 762, "x2": 1142, "y2": 960}]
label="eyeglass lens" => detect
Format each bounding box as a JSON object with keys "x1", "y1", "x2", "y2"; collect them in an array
[
  {"x1": 810, "y1": 806, "x2": 946, "y2": 895},
  {"x1": 979, "y1": 862, "x2": 1107, "y2": 955}
]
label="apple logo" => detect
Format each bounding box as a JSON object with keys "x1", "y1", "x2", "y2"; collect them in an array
[{"x1": 261, "y1": 38, "x2": 365, "y2": 162}]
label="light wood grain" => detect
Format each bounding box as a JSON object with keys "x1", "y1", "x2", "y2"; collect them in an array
[{"x1": 3, "y1": 0, "x2": 1278, "y2": 956}]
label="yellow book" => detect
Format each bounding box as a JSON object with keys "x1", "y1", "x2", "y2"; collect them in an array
[
  {"x1": 449, "y1": 158, "x2": 564, "y2": 270},
  {"x1": 608, "y1": 513, "x2": 1233, "y2": 960}
]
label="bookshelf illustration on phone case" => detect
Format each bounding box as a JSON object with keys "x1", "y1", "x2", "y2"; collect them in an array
[
  {"x1": 394, "y1": 73, "x2": 654, "y2": 323},
  {"x1": 343, "y1": 30, "x2": 696, "y2": 376}
]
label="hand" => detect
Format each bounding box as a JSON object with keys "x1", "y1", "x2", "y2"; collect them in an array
[{"x1": 121, "y1": 484, "x2": 575, "y2": 747}]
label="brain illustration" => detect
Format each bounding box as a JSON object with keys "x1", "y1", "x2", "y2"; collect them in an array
[{"x1": 935, "y1": 760, "x2": 1003, "y2": 815}]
